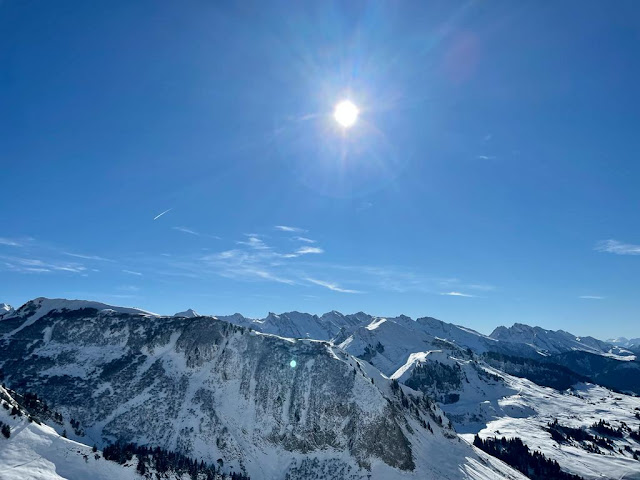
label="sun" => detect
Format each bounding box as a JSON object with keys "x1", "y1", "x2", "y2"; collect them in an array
[{"x1": 333, "y1": 100, "x2": 359, "y2": 128}]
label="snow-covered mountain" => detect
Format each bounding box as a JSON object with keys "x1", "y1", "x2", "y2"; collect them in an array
[
  {"x1": 608, "y1": 337, "x2": 640, "y2": 356},
  {"x1": 490, "y1": 322, "x2": 635, "y2": 359},
  {"x1": 0, "y1": 302, "x2": 15, "y2": 319},
  {"x1": 218, "y1": 311, "x2": 636, "y2": 366},
  {"x1": 218, "y1": 310, "x2": 369, "y2": 342},
  {"x1": 0, "y1": 298, "x2": 523, "y2": 480},
  {"x1": 222, "y1": 312, "x2": 543, "y2": 376},
  {"x1": 609, "y1": 337, "x2": 640, "y2": 347}
]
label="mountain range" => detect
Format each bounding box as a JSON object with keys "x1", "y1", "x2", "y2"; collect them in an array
[{"x1": 0, "y1": 297, "x2": 639, "y2": 480}]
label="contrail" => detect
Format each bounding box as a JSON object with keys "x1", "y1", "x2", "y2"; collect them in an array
[{"x1": 153, "y1": 208, "x2": 172, "y2": 220}]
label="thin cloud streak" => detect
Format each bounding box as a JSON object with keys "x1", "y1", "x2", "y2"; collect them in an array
[
  {"x1": 295, "y1": 246, "x2": 324, "y2": 255},
  {"x1": 122, "y1": 269, "x2": 143, "y2": 276},
  {"x1": 64, "y1": 252, "x2": 114, "y2": 262},
  {"x1": 305, "y1": 277, "x2": 363, "y2": 294},
  {"x1": 1, "y1": 256, "x2": 86, "y2": 274},
  {"x1": 153, "y1": 208, "x2": 172, "y2": 221},
  {"x1": 251, "y1": 269, "x2": 296, "y2": 285},
  {"x1": 172, "y1": 226, "x2": 221, "y2": 240},
  {"x1": 440, "y1": 291, "x2": 476, "y2": 297},
  {"x1": 0, "y1": 238, "x2": 22, "y2": 247},
  {"x1": 274, "y1": 225, "x2": 306, "y2": 233},
  {"x1": 294, "y1": 236, "x2": 316, "y2": 243},
  {"x1": 173, "y1": 226, "x2": 199, "y2": 236},
  {"x1": 579, "y1": 295, "x2": 604, "y2": 300},
  {"x1": 596, "y1": 239, "x2": 640, "y2": 255}
]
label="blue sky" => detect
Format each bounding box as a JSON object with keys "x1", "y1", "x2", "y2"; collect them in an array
[{"x1": 1, "y1": 1, "x2": 639, "y2": 338}]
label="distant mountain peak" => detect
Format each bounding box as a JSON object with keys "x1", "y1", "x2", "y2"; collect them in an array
[
  {"x1": 0, "y1": 302, "x2": 14, "y2": 319},
  {"x1": 489, "y1": 322, "x2": 634, "y2": 359},
  {"x1": 173, "y1": 308, "x2": 200, "y2": 318}
]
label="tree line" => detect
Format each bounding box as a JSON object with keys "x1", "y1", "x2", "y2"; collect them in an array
[
  {"x1": 473, "y1": 435, "x2": 583, "y2": 480},
  {"x1": 102, "y1": 442, "x2": 250, "y2": 480}
]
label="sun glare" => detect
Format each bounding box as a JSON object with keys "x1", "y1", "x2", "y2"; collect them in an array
[{"x1": 333, "y1": 100, "x2": 359, "y2": 128}]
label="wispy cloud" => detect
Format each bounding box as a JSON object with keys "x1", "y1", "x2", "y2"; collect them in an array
[
  {"x1": 305, "y1": 277, "x2": 363, "y2": 294},
  {"x1": 579, "y1": 295, "x2": 604, "y2": 300},
  {"x1": 466, "y1": 283, "x2": 495, "y2": 292},
  {"x1": 111, "y1": 228, "x2": 493, "y2": 297},
  {"x1": 4, "y1": 263, "x2": 51, "y2": 273},
  {"x1": 294, "y1": 236, "x2": 316, "y2": 243},
  {"x1": 477, "y1": 155, "x2": 496, "y2": 160},
  {"x1": 295, "y1": 246, "x2": 324, "y2": 255},
  {"x1": 199, "y1": 248, "x2": 296, "y2": 285},
  {"x1": 173, "y1": 226, "x2": 199, "y2": 236},
  {"x1": 596, "y1": 239, "x2": 640, "y2": 256},
  {"x1": 237, "y1": 234, "x2": 270, "y2": 250},
  {"x1": 153, "y1": 208, "x2": 172, "y2": 221},
  {"x1": 191, "y1": 231, "x2": 327, "y2": 286},
  {"x1": 275, "y1": 225, "x2": 306, "y2": 233},
  {"x1": 0, "y1": 238, "x2": 22, "y2": 247},
  {"x1": 1, "y1": 256, "x2": 86, "y2": 274},
  {"x1": 251, "y1": 270, "x2": 296, "y2": 285},
  {"x1": 64, "y1": 252, "x2": 114, "y2": 262},
  {"x1": 122, "y1": 269, "x2": 143, "y2": 276},
  {"x1": 118, "y1": 285, "x2": 140, "y2": 292},
  {"x1": 439, "y1": 278, "x2": 495, "y2": 293},
  {"x1": 171, "y1": 226, "x2": 221, "y2": 240}
]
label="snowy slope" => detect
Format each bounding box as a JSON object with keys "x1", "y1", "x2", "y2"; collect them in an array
[
  {"x1": 0, "y1": 386, "x2": 143, "y2": 480},
  {"x1": 0, "y1": 298, "x2": 524, "y2": 480},
  {"x1": 445, "y1": 367, "x2": 640, "y2": 479},
  {"x1": 384, "y1": 345, "x2": 640, "y2": 479},
  {"x1": 391, "y1": 349, "x2": 517, "y2": 409}
]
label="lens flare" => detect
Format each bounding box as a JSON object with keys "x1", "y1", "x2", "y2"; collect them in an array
[{"x1": 290, "y1": 359, "x2": 297, "y2": 368}]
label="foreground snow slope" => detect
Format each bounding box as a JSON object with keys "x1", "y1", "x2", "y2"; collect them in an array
[
  {"x1": 0, "y1": 298, "x2": 524, "y2": 480},
  {"x1": 0, "y1": 386, "x2": 142, "y2": 480}
]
